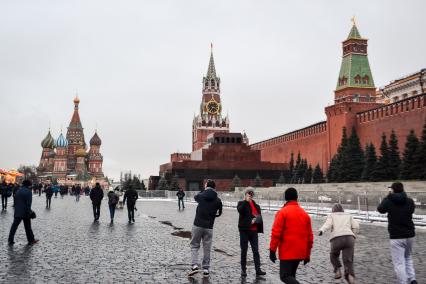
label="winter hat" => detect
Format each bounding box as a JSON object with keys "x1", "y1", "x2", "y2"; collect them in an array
[
  {"x1": 389, "y1": 182, "x2": 404, "y2": 193},
  {"x1": 284, "y1": 187, "x2": 298, "y2": 201},
  {"x1": 332, "y1": 203, "x2": 344, "y2": 213},
  {"x1": 245, "y1": 187, "x2": 255, "y2": 196}
]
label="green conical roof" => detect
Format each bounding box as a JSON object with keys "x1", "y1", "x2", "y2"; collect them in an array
[
  {"x1": 347, "y1": 24, "x2": 362, "y2": 39},
  {"x1": 206, "y1": 51, "x2": 217, "y2": 79}
]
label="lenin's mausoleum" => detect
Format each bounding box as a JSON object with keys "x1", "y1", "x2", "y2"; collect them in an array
[{"x1": 153, "y1": 22, "x2": 426, "y2": 191}]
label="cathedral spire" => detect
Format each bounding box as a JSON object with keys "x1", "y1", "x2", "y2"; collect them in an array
[
  {"x1": 347, "y1": 16, "x2": 362, "y2": 39},
  {"x1": 206, "y1": 43, "x2": 217, "y2": 79}
]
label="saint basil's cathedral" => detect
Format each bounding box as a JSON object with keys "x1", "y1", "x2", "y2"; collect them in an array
[{"x1": 37, "y1": 97, "x2": 106, "y2": 186}]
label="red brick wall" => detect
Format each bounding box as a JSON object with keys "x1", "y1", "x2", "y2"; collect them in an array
[{"x1": 251, "y1": 122, "x2": 329, "y2": 170}]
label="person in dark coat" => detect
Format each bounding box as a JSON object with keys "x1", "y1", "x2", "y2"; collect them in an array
[
  {"x1": 123, "y1": 185, "x2": 138, "y2": 223},
  {"x1": 1, "y1": 181, "x2": 11, "y2": 210},
  {"x1": 45, "y1": 185, "x2": 53, "y2": 208},
  {"x1": 176, "y1": 188, "x2": 186, "y2": 210},
  {"x1": 75, "y1": 184, "x2": 81, "y2": 201},
  {"x1": 237, "y1": 188, "x2": 266, "y2": 277},
  {"x1": 377, "y1": 182, "x2": 417, "y2": 284},
  {"x1": 188, "y1": 180, "x2": 222, "y2": 278},
  {"x1": 8, "y1": 180, "x2": 39, "y2": 246},
  {"x1": 12, "y1": 183, "x2": 18, "y2": 207},
  {"x1": 107, "y1": 189, "x2": 119, "y2": 223},
  {"x1": 90, "y1": 183, "x2": 104, "y2": 221}
]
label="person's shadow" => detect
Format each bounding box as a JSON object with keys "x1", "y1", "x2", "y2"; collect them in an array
[{"x1": 7, "y1": 245, "x2": 33, "y2": 280}]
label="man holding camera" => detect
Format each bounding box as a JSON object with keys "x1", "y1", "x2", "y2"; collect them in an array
[{"x1": 237, "y1": 187, "x2": 266, "y2": 277}]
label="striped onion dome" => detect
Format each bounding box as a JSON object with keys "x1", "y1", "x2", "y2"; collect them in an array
[
  {"x1": 41, "y1": 131, "x2": 55, "y2": 149},
  {"x1": 55, "y1": 133, "x2": 68, "y2": 148}
]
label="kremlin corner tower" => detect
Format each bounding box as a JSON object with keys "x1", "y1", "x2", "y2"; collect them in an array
[{"x1": 37, "y1": 97, "x2": 105, "y2": 185}]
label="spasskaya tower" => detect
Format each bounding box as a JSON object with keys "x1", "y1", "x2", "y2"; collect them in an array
[{"x1": 192, "y1": 45, "x2": 230, "y2": 151}]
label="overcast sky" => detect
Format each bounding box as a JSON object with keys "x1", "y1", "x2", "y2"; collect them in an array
[{"x1": 0, "y1": 0, "x2": 425, "y2": 180}]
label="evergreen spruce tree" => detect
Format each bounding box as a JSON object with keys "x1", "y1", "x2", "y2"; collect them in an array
[
  {"x1": 400, "y1": 130, "x2": 420, "y2": 180},
  {"x1": 140, "y1": 180, "x2": 147, "y2": 191},
  {"x1": 388, "y1": 130, "x2": 401, "y2": 180},
  {"x1": 303, "y1": 164, "x2": 313, "y2": 184},
  {"x1": 288, "y1": 152, "x2": 294, "y2": 181},
  {"x1": 169, "y1": 173, "x2": 180, "y2": 191},
  {"x1": 414, "y1": 120, "x2": 426, "y2": 179},
  {"x1": 335, "y1": 127, "x2": 349, "y2": 182},
  {"x1": 327, "y1": 156, "x2": 338, "y2": 182},
  {"x1": 362, "y1": 143, "x2": 377, "y2": 181},
  {"x1": 373, "y1": 134, "x2": 390, "y2": 181},
  {"x1": 132, "y1": 176, "x2": 142, "y2": 190},
  {"x1": 344, "y1": 127, "x2": 365, "y2": 181},
  {"x1": 230, "y1": 174, "x2": 241, "y2": 191},
  {"x1": 291, "y1": 152, "x2": 302, "y2": 183},
  {"x1": 277, "y1": 172, "x2": 286, "y2": 184},
  {"x1": 122, "y1": 178, "x2": 132, "y2": 191},
  {"x1": 156, "y1": 175, "x2": 169, "y2": 190},
  {"x1": 254, "y1": 173, "x2": 262, "y2": 187},
  {"x1": 312, "y1": 164, "x2": 325, "y2": 183}
]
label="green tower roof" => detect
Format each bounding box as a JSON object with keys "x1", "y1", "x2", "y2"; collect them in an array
[{"x1": 347, "y1": 24, "x2": 362, "y2": 39}]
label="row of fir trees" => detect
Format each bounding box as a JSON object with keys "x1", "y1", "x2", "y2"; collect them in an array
[{"x1": 328, "y1": 120, "x2": 426, "y2": 182}]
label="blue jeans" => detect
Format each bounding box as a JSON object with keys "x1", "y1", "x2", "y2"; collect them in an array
[{"x1": 109, "y1": 205, "x2": 116, "y2": 220}]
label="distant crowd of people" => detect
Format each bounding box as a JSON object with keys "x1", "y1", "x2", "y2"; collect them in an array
[{"x1": 1, "y1": 179, "x2": 418, "y2": 284}]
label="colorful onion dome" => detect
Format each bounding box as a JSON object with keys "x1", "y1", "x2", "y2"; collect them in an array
[
  {"x1": 55, "y1": 133, "x2": 68, "y2": 148},
  {"x1": 90, "y1": 132, "x2": 102, "y2": 146},
  {"x1": 41, "y1": 131, "x2": 55, "y2": 149},
  {"x1": 75, "y1": 148, "x2": 87, "y2": 157}
]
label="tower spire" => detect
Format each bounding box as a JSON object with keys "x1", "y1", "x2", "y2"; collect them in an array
[{"x1": 206, "y1": 43, "x2": 217, "y2": 79}]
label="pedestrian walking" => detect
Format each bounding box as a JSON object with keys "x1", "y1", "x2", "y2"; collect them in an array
[
  {"x1": 176, "y1": 188, "x2": 186, "y2": 210},
  {"x1": 1, "y1": 181, "x2": 12, "y2": 210},
  {"x1": 377, "y1": 182, "x2": 417, "y2": 284},
  {"x1": 237, "y1": 188, "x2": 266, "y2": 277},
  {"x1": 269, "y1": 187, "x2": 313, "y2": 284},
  {"x1": 38, "y1": 183, "x2": 42, "y2": 196},
  {"x1": 318, "y1": 203, "x2": 359, "y2": 284},
  {"x1": 8, "y1": 180, "x2": 39, "y2": 246},
  {"x1": 123, "y1": 185, "x2": 138, "y2": 223},
  {"x1": 107, "y1": 189, "x2": 119, "y2": 223},
  {"x1": 90, "y1": 183, "x2": 104, "y2": 221},
  {"x1": 188, "y1": 179, "x2": 223, "y2": 278},
  {"x1": 53, "y1": 185, "x2": 59, "y2": 197},
  {"x1": 12, "y1": 183, "x2": 18, "y2": 207},
  {"x1": 45, "y1": 185, "x2": 53, "y2": 208},
  {"x1": 75, "y1": 184, "x2": 81, "y2": 201}
]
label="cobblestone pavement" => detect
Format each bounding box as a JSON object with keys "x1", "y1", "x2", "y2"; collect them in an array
[{"x1": 0, "y1": 196, "x2": 425, "y2": 283}]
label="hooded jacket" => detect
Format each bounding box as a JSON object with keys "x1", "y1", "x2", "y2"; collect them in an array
[
  {"x1": 108, "y1": 191, "x2": 119, "y2": 206},
  {"x1": 193, "y1": 188, "x2": 223, "y2": 229},
  {"x1": 377, "y1": 192, "x2": 415, "y2": 239}
]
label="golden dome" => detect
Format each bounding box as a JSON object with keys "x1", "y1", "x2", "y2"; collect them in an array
[{"x1": 75, "y1": 148, "x2": 86, "y2": 157}]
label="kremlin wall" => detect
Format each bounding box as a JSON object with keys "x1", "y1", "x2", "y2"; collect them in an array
[{"x1": 153, "y1": 22, "x2": 426, "y2": 191}]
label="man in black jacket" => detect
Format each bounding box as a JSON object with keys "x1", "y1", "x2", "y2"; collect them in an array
[
  {"x1": 176, "y1": 188, "x2": 185, "y2": 210},
  {"x1": 188, "y1": 180, "x2": 222, "y2": 278},
  {"x1": 237, "y1": 188, "x2": 266, "y2": 277},
  {"x1": 123, "y1": 184, "x2": 138, "y2": 223},
  {"x1": 377, "y1": 182, "x2": 417, "y2": 284},
  {"x1": 45, "y1": 185, "x2": 53, "y2": 209},
  {"x1": 8, "y1": 180, "x2": 39, "y2": 246},
  {"x1": 90, "y1": 183, "x2": 104, "y2": 221}
]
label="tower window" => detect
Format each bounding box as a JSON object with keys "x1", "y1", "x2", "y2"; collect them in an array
[
  {"x1": 354, "y1": 75, "x2": 361, "y2": 84},
  {"x1": 362, "y1": 75, "x2": 369, "y2": 84}
]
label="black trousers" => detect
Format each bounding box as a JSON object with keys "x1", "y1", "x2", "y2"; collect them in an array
[
  {"x1": 280, "y1": 260, "x2": 301, "y2": 284},
  {"x1": 93, "y1": 203, "x2": 101, "y2": 219},
  {"x1": 178, "y1": 198, "x2": 185, "y2": 209},
  {"x1": 240, "y1": 230, "x2": 261, "y2": 272},
  {"x1": 2, "y1": 195, "x2": 8, "y2": 209},
  {"x1": 46, "y1": 196, "x2": 52, "y2": 208},
  {"x1": 127, "y1": 203, "x2": 135, "y2": 221},
  {"x1": 8, "y1": 217, "x2": 35, "y2": 243}
]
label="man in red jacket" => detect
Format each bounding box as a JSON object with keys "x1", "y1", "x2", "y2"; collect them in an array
[{"x1": 269, "y1": 188, "x2": 314, "y2": 284}]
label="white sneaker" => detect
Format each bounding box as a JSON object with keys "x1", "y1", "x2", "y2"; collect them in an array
[
  {"x1": 188, "y1": 265, "x2": 200, "y2": 277},
  {"x1": 203, "y1": 269, "x2": 209, "y2": 278}
]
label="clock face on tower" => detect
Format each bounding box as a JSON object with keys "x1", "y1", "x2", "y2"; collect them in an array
[{"x1": 206, "y1": 101, "x2": 219, "y2": 114}]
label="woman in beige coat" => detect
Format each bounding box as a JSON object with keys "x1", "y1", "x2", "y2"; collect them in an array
[{"x1": 319, "y1": 203, "x2": 359, "y2": 284}]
